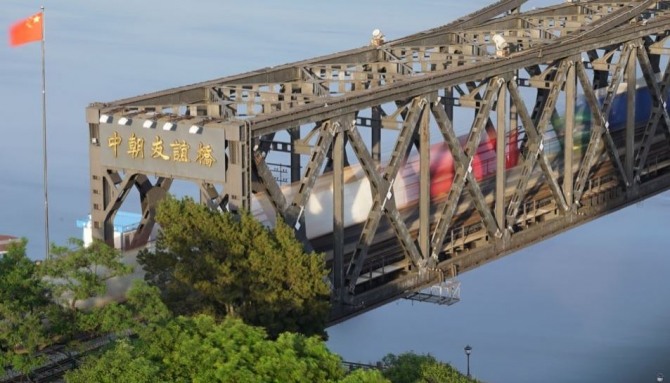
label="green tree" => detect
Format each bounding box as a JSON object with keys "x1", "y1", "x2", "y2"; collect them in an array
[
  {"x1": 380, "y1": 352, "x2": 477, "y2": 383},
  {"x1": 65, "y1": 282, "x2": 174, "y2": 383},
  {"x1": 37, "y1": 237, "x2": 133, "y2": 344},
  {"x1": 41, "y1": 238, "x2": 133, "y2": 311},
  {"x1": 340, "y1": 368, "x2": 390, "y2": 383},
  {"x1": 0, "y1": 239, "x2": 66, "y2": 372},
  {"x1": 76, "y1": 280, "x2": 172, "y2": 335},
  {"x1": 66, "y1": 314, "x2": 384, "y2": 383},
  {"x1": 138, "y1": 196, "x2": 330, "y2": 338},
  {"x1": 63, "y1": 339, "x2": 159, "y2": 383}
]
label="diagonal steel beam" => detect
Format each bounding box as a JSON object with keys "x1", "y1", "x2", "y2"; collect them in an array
[
  {"x1": 252, "y1": 150, "x2": 288, "y2": 215},
  {"x1": 384, "y1": 99, "x2": 426, "y2": 185},
  {"x1": 199, "y1": 182, "x2": 229, "y2": 211},
  {"x1": 343, "y1": 131, "x2": 385, "y2": 295},
  {"x1": 98, "y1": 171, "x2": 139, "y2": 247},
  {"x1": 573, "y1": 53, "x2": 632, "y2": 204},
  {"x1": 635, "y1": 45, "x2": 670, "y2": 179},
  {"x1": 300, "y1": 67, "x2": 330, "y2": 97},
  {"x1": 429, "y1": 78, "x2": 502, "y2": 260},
  {"x1": 344, "y1": 98, "x2": 426, "y2": 294},
  {"x1": 131, "y1": 176, "x2": 173, "y2": 248},
  {"x1": 506, "y1": 62, "x2": 569, "y2": 226},
  {"x1": 103, "y1": 172, "x2": 137, "y2": 217},
  {"x1": 284, "y1": 122, "x2": 335, "y2": 230},
  {"x1": 380, "y1": 48, "x2": 414, "y2": 76}
]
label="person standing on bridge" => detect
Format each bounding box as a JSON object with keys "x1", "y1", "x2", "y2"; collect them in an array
[{"x1": 370, "y1": 29, "x2": 385, "y2": 47}]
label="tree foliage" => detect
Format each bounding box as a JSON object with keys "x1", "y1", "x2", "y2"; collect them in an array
[
  {"x1": 340, "y1": 368, "x2": 389, "y2": 383},
  {"x1": 41, "y1": 238, "x2": 132, "y2": 310},
  {"x1": 65, "y1": 339, "x2": 159, "y2": 383},
  {"x1": 380, "y1": 352, "x2": 477, "y2": 383},
  {"x1": 76, "y1": 280, "x2": 172, "y2": 336},
  {"x1": 0, "y1": 239, "x2": 66, "y2": 372},
  {"x1": 66, "y1": 313, "x2": 385, "y2": 383},
  {"x1": 138, "y1": 196, "x2": 331, "y2": 338}
]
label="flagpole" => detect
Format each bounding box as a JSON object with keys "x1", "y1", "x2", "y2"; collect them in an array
[{"x1": 40, "y1": 5, "x2": 50, "y2": 261}]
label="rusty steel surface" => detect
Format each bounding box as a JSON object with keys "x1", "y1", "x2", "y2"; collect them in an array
[{"x1": 86, "y1": 0, "x2": 670, "y2": 324}]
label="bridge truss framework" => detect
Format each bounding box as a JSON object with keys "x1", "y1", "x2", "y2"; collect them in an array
[{"x1": 86, "y1": 0, "x2": 670, "y2": 323}]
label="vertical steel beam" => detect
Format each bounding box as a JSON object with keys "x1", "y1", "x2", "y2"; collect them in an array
[
  {"x1": 626, "y1": 46, "x2": 637, "y2": 186},
  {"x1": 564, "y1": 60, "x2": 576, "y2": 206},
  {"x1": 419, "y1": 97, "x2": 431, "y2": 258},
  {"x1": 199, "y1": 184, "x2": 209, "y2": 206},
  {"x1": 228, "y1": 122, "x2": 253, "y2": 213},
  {"x1": 496, "y1": 83, "x2": 507, "y2": 230},
  {"x1": 87, "y1": 107, "x2": 113, "y2": 246},
  {"x1": 509, "y1": 81, "x2": 518, "y2": 171},
  {"x1": 332, "y1": 117, "x2": 347, "y2": 302},
  {"x1": 100, "y1": 175, "x2": 115, "y2": 247},
  {"x1": 241, "y1": 123, "x2": 253, "y2": 211},
  {"x1": 372, "y1": 106, "x2": 382, "y2": 163},
  {"x1": 445, "y1": 87, "x2": 454, "y2": 129},
  {"x1": 290, "y1": 128, "x2": 301, "y2": 183}
]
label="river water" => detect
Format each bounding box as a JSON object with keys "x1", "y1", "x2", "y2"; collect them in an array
[{"x1": 1, "y1": 1, "x2": 669, "y2": 381}]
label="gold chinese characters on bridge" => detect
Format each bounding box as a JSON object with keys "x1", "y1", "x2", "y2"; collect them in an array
[{"x1": 107, "y1": 131, "x2": 217, "y2": 167}]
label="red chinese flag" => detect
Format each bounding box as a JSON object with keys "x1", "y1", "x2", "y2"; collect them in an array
[{"x1": 9, "y1": 12, "x2": 43, "y2": 47}]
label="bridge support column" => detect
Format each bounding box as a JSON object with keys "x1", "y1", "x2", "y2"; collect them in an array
[
  {"x1": 564, "y1": 60, "x2": 576, "y2": 207},
  {"x1": 371, "y1": 106, "x2": 382, "y2": 163},
  {"x1": 419, "y1": 95, "x2": 432, "y2": 259},
  {"x1": 226, "y1": 123, "x2": 252, "y2": 212},
  {"x1": 87, "y1": 106, "x2": 115, "y2": 247},
  {"x1": 626, "y1": 45, "x2": 637, "y2": 195},
  {"x1": 290, "y1": 127, "x2": 301, "y2": 183},
  {"x1": 332, "y1": 116, "x2": 348, "y2": 302},
  {"x1": 495, "y1": 81, "x2": 507, "y2": 231}
]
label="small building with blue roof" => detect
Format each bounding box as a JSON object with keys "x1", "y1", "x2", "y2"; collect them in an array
[{"x1": 76, "y1": 211, "x2": 156, "y2": 250}]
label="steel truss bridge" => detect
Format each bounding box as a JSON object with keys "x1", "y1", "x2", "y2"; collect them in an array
[{"x1": 86, "y1": 0, "x2": 670, "y2": 324}]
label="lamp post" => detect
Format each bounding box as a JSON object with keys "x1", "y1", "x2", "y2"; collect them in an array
[
  {"x1": 464, "y1": 345, "x2": 472, "y2": 378},
  {"x1": 658, "y1": 373, "x2": 664, "y2": 382}
]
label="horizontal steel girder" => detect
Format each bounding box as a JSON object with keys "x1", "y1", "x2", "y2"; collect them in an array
[{"x1": 92, "y1": 1, "x2": 669, "y2": 139}]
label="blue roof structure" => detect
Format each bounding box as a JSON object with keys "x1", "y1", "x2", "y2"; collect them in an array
[{"x1": 76, "y1": 211, "x2": 143, "y2": 233}]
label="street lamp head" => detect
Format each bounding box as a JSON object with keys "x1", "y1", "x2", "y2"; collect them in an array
[
  {"x1": 464, "y1": 345, "x2": 472, "y2": 355},
  {"x1": 658, "y1": 373, "x2": 664, "y2": 382}
]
